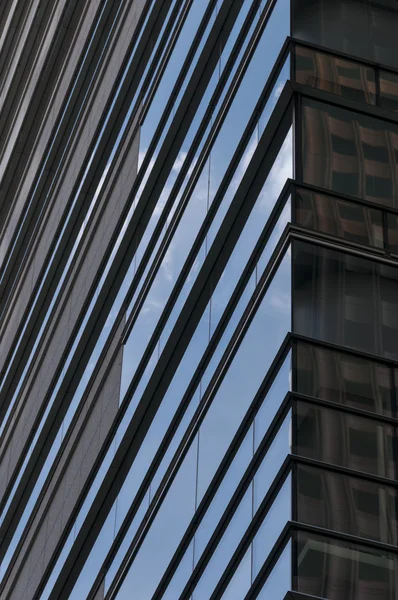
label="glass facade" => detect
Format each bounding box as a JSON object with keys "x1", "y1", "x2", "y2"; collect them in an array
[{"x1": 1, "y1": 1, "x2": 398, "y2": 600}]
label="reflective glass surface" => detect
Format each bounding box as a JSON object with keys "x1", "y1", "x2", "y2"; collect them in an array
[
  {"x1": 294, "y1": 531, "x2": 398, "y2": 599},
  {"x1": 295, "y1": 45, "x2": 376, "y2": 105},
  {"x1": 256, "y1": 540, "x2": 291, "y2": 600},
  {"x1": 295, "y1": 342, "x2": 395, "y2": 417},
  {"x1": 297, "y1": 464, "x2": 398, "y2": 545},
  {"x1": 295, "y1": 401, "x2": 397, "y2": 480},
  {"x1": 293, "y1": 240, "x2": 398, "y2": 359},
  {"x1": 302, "y1": 99, "x2": 398, "y2": 208},
  {"x1": 380, "y1": 70, "x2": 398, "y2": 112},
  {"x1": 292, "y1": 0, "x2": 398, "y2": 70},
  {"x1": 295, "y1": 188, "x2": 384, "y2": 249}
]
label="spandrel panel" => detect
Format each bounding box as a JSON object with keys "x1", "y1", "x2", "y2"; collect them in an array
[
  {"x1": 295, "y1": 45, "x2": 376, "y2": 105},
  {"x1": 293, "y1": 240, "x2": 398, "y2": 360},
  {"x1": 294, "y1": 530, "x2": 398, "y2": 600},
  {"x1": 295, "y1": 401, "x2": 396, "y2": 480},
  {"x1": 295, "y1": 188, "x2": 384, "y2": 249},
  {"x1": 301, "y1": 99, "x2": 398, "y2": 209},
  {"x1": 295, "y1": 342, "x2": 394, "y2": 417},
  {"x1": 296, "y1": 464, "x2": 398, "y2": 545}
]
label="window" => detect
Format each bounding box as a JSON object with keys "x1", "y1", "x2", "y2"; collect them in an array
[
  {"x1": 293, "y1": 240, "x2": 398, "y2": 359},
  {"x1": 301, "y1": 99, "x2": 398, "y2": 208},
  {"x1": 294, "y1": 531, "x2": 398, "y2": 599},
  {"x1": 295, "y1": 401, "x2": 397, "y2": 480},
  {"x1": 296, "y1": 464, "x2": 398, "y2": 545}
]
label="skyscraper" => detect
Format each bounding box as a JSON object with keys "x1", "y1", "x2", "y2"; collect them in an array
[{"x1": 1, "y1": 0, "x2": 398, "y2": 598}]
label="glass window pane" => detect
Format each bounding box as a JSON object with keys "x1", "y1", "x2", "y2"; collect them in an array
[
  {"x1": 380, "y1": 70, "x2": 398, "y2": 113},
  {"x1": 387, "y1": 212, "x2": 398, "y2": 254},
  {"x1": 295, "y1": 531, "x2": 398, "y2": 599},
  {"x1": 295, "y1": 188, "x2": 384, "y2": 249},
  {"x1": 295, "y1": 45, "x2": 376, "y2": 105},
  {"x1": 293, "y1": 240, "x2": 398, "y2": 360},
  {"x1": 295, "y1": 401, "x2": 397, "y2": 481},
  {"x1": 302, "y1": 98, "x2": 398, "y2": 209},
  {"x1": 196, "y1": 250, "x2": 291, "y2": 504},
  {"x1": 256, "y1": 539, "x2": 291, "y2": 600},
  {"x1": 297, "y1": 464, "x2": 398, "y2": 545},
  {"x1": 252, "y1": 474, "x2": 292, "y2": 578},
  {"x1": 295, "y1": 342, "x2": 394, "y2": 417}
]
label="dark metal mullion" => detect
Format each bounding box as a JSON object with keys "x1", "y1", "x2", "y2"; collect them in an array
[
  {"x1": 292, "y1": 521, "x2": 398, "y2": 556},
  {"x1": 295, "y1": 80, "x2": 398, "y2": 126},
  {"x1": 98, "y1": 103, "x2": 293, "y2": 600},
  {"x1": 86, "y1": 172, "x2": 293, "y2": 600},
  {"x1": 121, "y1": 0, "x2": 266, "y2": 341},
  {"x1": 131, "y1": 0, "x2": 220, "y2": 190},
  {"x1": 291, "y1": 332, "x2": 398, "y2": 369},
  {"x1": 149, "y1": 350, "x2": 294, "y2": 599},
  {"x1": 0, "y1": 0, "x2": 181, "y2": 564},
  {"x1": 0, "y1": 0, "x2": 170, "y2": 415},
  {"x1": 2, "y1": 0, "x2": 162, "y2": 426},
  {"x1": 295, "y1": 179, "x2": 398, "y2": 217},
  {"x1": 289, "y1": 227, "x2": 398, "y2": 266},
  {"x1": 210, "y1": 460, "x2": 293, "y2": 600},
  {"x1": 243, "y1": 524, "x2": 292, "y2": 600},
  {"x1": 39, "y1": 4, "x2": 249, "y2": 600},
  {"x1": 175, "y1": 414, "x2": 293, "y2": 600},
  {"x1": 0, "y1": 0, "x2": 128, "y2": 372},
  {"x1": 292, "y1": 390, "x2": 398, "y2": 426},
  {"x1": 121, "y1": 1, "x2": 289, "y2": 342},
  {"x1": 290, "y1": 35, "x2": 398, "y2": 74},
  {"x1": 291, "y1": 451, "x2": 398, "y2": 491},
  {"x1": 45, "y1": 94, "x2": 292, "y2": 600}
]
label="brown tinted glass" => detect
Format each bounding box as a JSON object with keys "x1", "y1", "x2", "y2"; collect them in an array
[
  {"x1": 297, "y1": 464, "x2": 398, "y2": 545},
  {"x1": 387, "y1": 212, "x2": 398, "y2": 254},
  {"x1": 380, "y1": 70, "x2": 398, "y2": 112},
  {"x1": 295, "y1": 188, "x2": 384, "y2": 248},
  {"x1": 293, "y1": 240, "x2": 398, "y2": 360},
  {"x1": 295, "y1": 342, "x2": 394, "y2": 417},
  {"x1": 302, "y1": 99, "x2": 398, "y2": 209},
  {"x1": 294, "y1": 530, "x2": 398, "y2": 600},
  {"x1": 295, "y1": 401, "x2": 396, "y2": 480},
  {"x1": 295, "y1": 46, "x2": 376, "y2": 105}
]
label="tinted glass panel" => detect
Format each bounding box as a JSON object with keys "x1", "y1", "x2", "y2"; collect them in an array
[
  {"x1": 295, "y1": 530, "x2": 398, "y2": 599},
  {"x1": 387, "y1": 212, "x2": 398, "y2": 254},
  {"x1": 295, "y1": 342, "x2": 394, "y2": 417},
  {"x1": 295, "y1": 401, "x2": 396, "y2": 480},
  {"x1": 297, "y1": 464, "x2": 398, "y2": 545},
  {"x1": 380, "y1": 70, "x2": 398, "y2": 113},
  {"x1": 295, "y1": 188, "x2": 384, "y2": 248},
  {"x1": 295, "y1": 45, "x2": 376, "y2": 105},
  {"x1": 302, "y1": 99, "x2": 398, "y2": 208},
  {"x1": 293, "y1": 240, "x2": 398, "y2": 360},
  {"x1": 292, "y1": 0, "x2": 398, "y2": 70}
]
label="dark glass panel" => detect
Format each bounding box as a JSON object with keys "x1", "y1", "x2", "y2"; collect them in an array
[
  {"x1": 294, "y1": 530, "x2": 398, "y2": 599},
  {"x1": 302, "y1": 99, "x2": 398, "y2": 209},
  {"x1": 292, "y1": 0, "x2": 398, "y2": 70},
  {"x1": 295, "y1": 45, "x2": 376, "y2": 105},
  {"x1": 380, "y1": 70, "x2": 398, "y2": 112},
  {"x1": 387, "y1": 213, "x2": 398, "y2": 254},
  {"x1": 297, "y1": 465, "x2": 398, "y2": 545},
  {"x1": 294, "y1": 402, "x2": 396, "y2": 480},
  {"x1": 295, "y1": 342, "x2": 394, "y2": 417},
  {"x1": 293, "y1": 241, "x2": 398, "y2": 360},
  {"x1": 295, "y1": 188, "x2": 384, "y2": 248}
]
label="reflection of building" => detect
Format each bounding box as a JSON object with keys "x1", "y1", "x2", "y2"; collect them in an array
[{"x1": 1, "y1": 1, "x2": 398, "y2": 599}]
